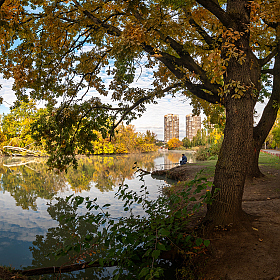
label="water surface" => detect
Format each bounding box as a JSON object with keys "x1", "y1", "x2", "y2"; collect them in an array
[{"x1": 0, "y1": 151, "x2": 196, "y2": 273}]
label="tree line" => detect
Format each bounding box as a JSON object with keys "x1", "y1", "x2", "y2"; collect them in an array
[{"x1": 0, "y1": 100, "x2": 158, "y2": 162}]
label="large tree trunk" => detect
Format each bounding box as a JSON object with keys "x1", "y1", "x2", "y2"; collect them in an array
[
  {"x1": 204, "y1": 0, "x2": 260, "y2": 226},
  {"x1": 205, "y1": 97, "x2": 254, "y2": 225},
  {"x1": 248, "y1": 26, "x2": 280, "y2": 178}
]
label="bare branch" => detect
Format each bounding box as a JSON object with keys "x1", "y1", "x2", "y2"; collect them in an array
[
  {"x1": 258, "y1": 47, "x2": 279, "y2": 67},
  {"x1": 261, "y1": 69, "x2": 274, "y2": 75}
]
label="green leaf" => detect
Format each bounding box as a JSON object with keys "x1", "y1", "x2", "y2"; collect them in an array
[
  {"x1": 103, "y1": 203, "x2": 111, "y2": 208},
  {"x1": 99, "y1": 258, "x2": 104, "y2": 267},
  {"x1": 158, "y1": 228, "x2": 170, "y2": 236},
  {"x1": 195, "y1": 237, "x2": 203, "y2": 247},
  {"x1": 157, "y1": 243, "x2": 166, "y2": 251},
  {"x1": 85, "y1": 234, "x2": 93, "y2": 241},
  {"x1": 152, "y1": 249, "x2": 161, "y2": 259},
  {"x1": 139, "y1": 267, "x2": 150, "y2": 278},
  {"x1": 203, "y1": 239, "x2": 210, "y2": 247}
]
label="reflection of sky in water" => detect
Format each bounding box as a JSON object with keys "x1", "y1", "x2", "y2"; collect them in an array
[
  {"x1": 0, "y1": 151, "x2": 194, "y2": 269},
  {"x1": 0, "y1": 193, "x2": 58, "y2": 268}
]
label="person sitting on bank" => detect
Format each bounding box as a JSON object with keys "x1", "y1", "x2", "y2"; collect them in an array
[{"x1": 180, "y1": 154, "x2": 187, "y2": 165}]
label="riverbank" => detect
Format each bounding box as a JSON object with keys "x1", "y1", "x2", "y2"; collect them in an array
[
  {"x1": 154, "y1": 152, "x2": 280, "y2": 279},
  {"x1": 1, "y1": 152, "x2": 280, "y2": 279}
]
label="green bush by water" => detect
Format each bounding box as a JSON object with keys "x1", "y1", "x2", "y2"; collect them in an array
[
  {"x1": 195, "y1": 141, "x2": 222, "y2": 161},
  {"x1": 51, "y1": 169, "x2": 218, "y2": 279}
]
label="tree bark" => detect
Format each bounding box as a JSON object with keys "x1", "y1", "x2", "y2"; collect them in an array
[
  {"x1": 248, "y1": 25, "x2": 280, "y2": 178},
  {"x1": 205, "y1": 97, "x2": 254, "y2": 225},
  {"x1": 205, "y1": 0, "x2": 260, "y2": 226}
]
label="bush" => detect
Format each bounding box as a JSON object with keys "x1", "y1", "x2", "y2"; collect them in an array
[
  {"x1": 195, "y1": 141, "x2": 222, "y2": 161},
  {"x1": 49, "y1": 170, "x2": 218, "y2": 279}
]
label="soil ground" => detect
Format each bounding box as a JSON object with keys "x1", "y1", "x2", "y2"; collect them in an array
[
  {"x1": 153, "y1": 156, "x2": 280, "y2": 280},
  {"x1": 201, "y1": 165, "x2": 280, "y2": 280}
]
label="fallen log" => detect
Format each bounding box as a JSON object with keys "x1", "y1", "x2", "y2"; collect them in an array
[
  {"x1": 20, "y1": 260, "x2": 117, "y2": 276},
  {"x1": 3, "y1": 145, "x2": 41, "y2": 156},
  {"x1": 19, "y1": 249, "x2": 178, "y2": 276}
]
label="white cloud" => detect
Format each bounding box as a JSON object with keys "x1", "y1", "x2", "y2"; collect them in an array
[
  {"x1": 0, "y1": 66, "x2": 268, "y2": 141},
  {"x1": 0, "y1": 76, "x2": 16, "y2": 107}
]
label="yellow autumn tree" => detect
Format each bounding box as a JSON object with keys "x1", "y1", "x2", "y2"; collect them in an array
[{"x1": 167, "y1": 138, "x2": 182, "y2": 150}]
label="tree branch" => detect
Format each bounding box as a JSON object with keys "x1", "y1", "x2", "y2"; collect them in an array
[
  {"x1": 0, "y1": 0, "x2": 5, "y2": 9},
  {"x1": 111, "y1": 82, "x2": 187, "y2": 132},
  {"x1": 258, "y1": 46, "x2": 279, "y2": 67},
  {"x1": 183, "y1": 78, "x2": 222, "y2": 105},
  {"x1": 261, "y1": 69, "x2": 274, "y2": 75},
  {"x1": 141, "y1": 43, "x2": 185, "y2": 79},
  {"x1": 195, "y1": 0, "x2": 236, "y2": 29},
  {"x1": 20, "y1": 260, "x2": 116, "y2": 276},
  {"x1": 72, "y1": 0, "x2": 121, "y2": 36},
  {"x1": 262, "y1": 18, "x2": 279, "y2": 29},
  {"x1": 183, "y1": 9, "x2": 217, "y2": 49}
]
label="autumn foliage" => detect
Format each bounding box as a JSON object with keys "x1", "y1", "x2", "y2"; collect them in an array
[
  {"x1": 166, "y1": 138, "x2": 182, "y2": 150},
  {"x1": 0, "y1": 0, "x2": 280, "y2": 226}
]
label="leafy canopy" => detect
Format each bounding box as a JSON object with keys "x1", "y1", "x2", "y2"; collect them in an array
[{"x1": 0, "y1": 0, "x2": 279, "y2": 167}]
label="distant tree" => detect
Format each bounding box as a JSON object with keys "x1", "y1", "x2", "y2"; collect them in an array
[
  {"x1": 144, "y1": 130, "x2": 157, "y2": 144},
  {"x1": 182, "y1": 137, "x2": 191, "y2": 149},
  {"x1": 192, "y1": 129, "x2": 207, "y2": 147},
  {"x1": 167, "y1": 138, "x2": 182, "y2": 150},
  {"x1": 1, "y1": 100, "x2": 41, "y2": 148}
]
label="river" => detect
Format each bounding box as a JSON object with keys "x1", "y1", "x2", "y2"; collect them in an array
[{"x1": 0, "y1": 150, "x2": 196, "y2": 278}]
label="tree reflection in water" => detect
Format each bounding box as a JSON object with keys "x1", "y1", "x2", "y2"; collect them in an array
[
  {"x1": 0, "y1": 152, "x2": 159, "y2": 210},
  {"x1": 66, "y1": 153, "x2": 159, "y2": 192},
  {"x1": 0, "y1": 157, "x2": 66, "y2": 210},
  {"x1": 28, "y1": 197, "x2": 111, "y2": 279}
]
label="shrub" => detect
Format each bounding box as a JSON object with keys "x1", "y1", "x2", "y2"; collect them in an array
[
  {"x1": 195, "y1": 141, "x2": 222, "y2": 161},
  {"x1": 49, "y1": 170, "x2": 218, "y2": 279}
]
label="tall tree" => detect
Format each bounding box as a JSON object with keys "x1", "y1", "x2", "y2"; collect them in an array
[{"x1": 1, "y1": 0, "x2": 280, "y2": 226}]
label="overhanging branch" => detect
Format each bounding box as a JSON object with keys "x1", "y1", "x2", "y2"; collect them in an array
[
  {"x1": 195, "y1": 0, "x2": 236, "y2": 29},
  {"x1": 259, "y1": 47, "x2": 278, "y2": 67}
]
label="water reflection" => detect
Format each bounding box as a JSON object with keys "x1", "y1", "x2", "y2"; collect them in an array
[
  {"x1": 0, "y1": 150, "x2": 195, "y2": 271},
  {"x1": 0, "y1": 157, "x2": 65, "y2": 210},
  {"x1": 66, "y1": 153, "x2": 159, "y2": 193},
  {"x1": 28, "y1": 197, "x2": 111, "y2": 279},
  {"x1": 0, "y1": 153, "x2": 160, "y2": 210}
]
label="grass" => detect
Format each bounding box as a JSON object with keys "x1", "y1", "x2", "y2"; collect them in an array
[
  {"x1": 196, "y1": 159, "x2": 217, "y2": 178},
  {"x1": 193, "y1": 151, "x2": 280, "y2": 179},
  {"x1": 259, "y1": 152, "x2": 280, "y2": 168}
]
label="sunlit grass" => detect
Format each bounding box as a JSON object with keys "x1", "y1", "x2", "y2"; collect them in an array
[
  {"x1": 259, "y1": 152, "x2": 280, "y2": 168},
  {"x1": 194, "y1": 151, "x2": 280, "y2": 178}
]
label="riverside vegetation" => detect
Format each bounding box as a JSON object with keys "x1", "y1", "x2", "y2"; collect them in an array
[
  {"x1": 1, "y1": 152, "x2": 280, "y2": 279},
  {"x1": 0, "y1": 101, "x2": 158, "y2": 166}
]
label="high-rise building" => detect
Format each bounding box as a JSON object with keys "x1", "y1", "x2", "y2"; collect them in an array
[
  {"x1": 186, "y1": 115, "x2": 201, "y2": 140},
  {"x1": 164, "y1": 114, "x2": 179, "y2": 142}
]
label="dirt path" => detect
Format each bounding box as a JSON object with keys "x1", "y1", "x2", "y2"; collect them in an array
[
  {"x1": 153, "y1": 161, "x2": 280, "y2": 279},
  {"x1": 200, "y1": 165, "x2": 280, "y2": 280}
]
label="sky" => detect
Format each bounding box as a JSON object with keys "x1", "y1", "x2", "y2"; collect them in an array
[
  {"x1": 0, "y1": 65, "x2": 267, "y2": 141},
  {"x1": 0, "y1": 76, "x2": 194, "y2": 140},
  {"x1": 0, "y1": 60, "x2": 200, "y2": 141}
]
